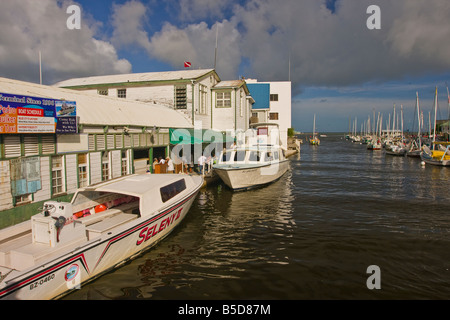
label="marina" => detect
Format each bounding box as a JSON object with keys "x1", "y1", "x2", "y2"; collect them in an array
[
  {"x1": 61, "y1": 134, "x2": 449, "y2": 300},
  {"x1": 0, "y1": 1, "x2": 449, "y2": 304}
]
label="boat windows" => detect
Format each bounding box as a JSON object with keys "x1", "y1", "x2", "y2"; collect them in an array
[
  {"x1": 233, "y1": 150, "x2": 246, "y2": 162},
  {"x1": 264, "y1": 152, "x2": 273, "y2": 162},
  {"x1": 222, "y1": 151, "x2": 232, "y2": 162},
  {"x1": 249, "y1": 151, "x2": 260, "y2": 162},
  {"x1": 273, "y1": 151, "x2": 279, "y2": 160},
  {"x1": 160, "y1": 179, "x2": 187, "y2": 203}
]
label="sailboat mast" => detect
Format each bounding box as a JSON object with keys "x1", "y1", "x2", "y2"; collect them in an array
[
  {"x1": 416, "y1": 92, "x2": 421, "y2": 148},
  {"x1": 433, "y1": 87, "x2": 438, "y2": 149}
]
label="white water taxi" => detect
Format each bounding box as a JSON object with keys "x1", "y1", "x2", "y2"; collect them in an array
[
  {"x1": 0, "y1": 174, "x2": 203, "y2": 300},
  {"x1": 213, "y1": 123, "x2": 289, "y2": 191}
]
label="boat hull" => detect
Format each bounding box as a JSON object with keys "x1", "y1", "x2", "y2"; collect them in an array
[
  {"x1": 0, "y1": 178, "x2": 202, "y2": 300},
  {"x1": 214, "y1": 160, "x2": 289, "y2": 191},
  {"x1": 420, "y1": 152, "x2": 450, "y2": 166}
]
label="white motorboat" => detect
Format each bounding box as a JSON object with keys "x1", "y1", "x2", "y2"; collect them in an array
[
  {"x1": 213, "y1": 124, "x2": 289, "y2": 191},
  {"x1": 0, "y1": 174, "x2": 203, "y2": 300}
]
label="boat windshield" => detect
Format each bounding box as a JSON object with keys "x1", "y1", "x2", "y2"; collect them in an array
[
  {"x1": 248, "y1": 151, "x2": 260, "y2": 162},
  {"x1": 160, "y1": 179, "x2": 186, "y2": 203}
]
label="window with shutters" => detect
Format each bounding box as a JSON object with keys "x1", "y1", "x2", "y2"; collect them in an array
[
  {"x1": 175, "y1": 86, "x2": 187, "y2": 109},
  {"x1": 4, "y1": 135, "x2": 21, "y2": 158},
  {"x1": 132, "y1": 134, "x2": 140, "y2": 147},
  {"x1": 107, "y1": 134, "x2": 115, "y2": 150},
  {"x1": 88, "y1": 135, "x2": 96, "y2": 151},
  {"x1": 102, "y1": 151, "x2": 110, "y2": 181},
  {"x1": 24, "y1": 136, "x2": 39, "y2": 156},
  {"x1": 78, "y1": 153, "x2": 89, "y2": 188},
  {"x1": 115, "y1": 134, "x2": 123, "y2": 149},
  {"x1": 51, "y1": 155, "x2": 65, "y2": 195},
  {"x1": 124, "y1": 135, "x2": 131, "y2": 148},
  {"x1": 96, "y1": 134, "x2": 105, "y2": 150},
  {"x1": 41, "y1": 135, "x2": 55, "y2": 155},
  {"x1": 199, "y1": 84, "x2": 208, "y2": 114}
]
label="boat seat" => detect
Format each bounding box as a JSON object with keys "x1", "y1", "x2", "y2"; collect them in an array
[
  {"x1": 8, "y1": 237, "x2": 86, "y2": 271},
  {"x1": 0, "y1": 233, "x2": 32, "y2": 268},
  {"x1": 78, "y1": 201, "x2": 139, "y2": 226},
  {"x1": 86, "y1": 213, "x2": 137, "y2": 239}
]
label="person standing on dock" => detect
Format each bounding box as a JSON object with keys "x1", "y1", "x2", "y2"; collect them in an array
[{"x1": 198, "y1": 154, "x2": 207, "y2": 174}]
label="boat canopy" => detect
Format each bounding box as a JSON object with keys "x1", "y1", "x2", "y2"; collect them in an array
[{"x1": 73, "y1": 174, "x2": 191, "y2": 218}]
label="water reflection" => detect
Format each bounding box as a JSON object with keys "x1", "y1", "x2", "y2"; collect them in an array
[{"x1": 65, "y1": 134, "x2": 450, "y2": 300}]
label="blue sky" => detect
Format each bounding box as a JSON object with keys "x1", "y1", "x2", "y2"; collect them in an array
[{"x1": 0, "y1": 0, "x2": 449, "y2": 132}]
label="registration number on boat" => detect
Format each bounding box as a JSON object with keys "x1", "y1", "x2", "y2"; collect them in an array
[{"x1": 29, "y1": 274, "x2": 55, "y2": 290}]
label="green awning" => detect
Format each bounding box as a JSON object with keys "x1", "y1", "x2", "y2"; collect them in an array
[{"x1": 169, "y1": 128, "x2": 235, "y2": 145}]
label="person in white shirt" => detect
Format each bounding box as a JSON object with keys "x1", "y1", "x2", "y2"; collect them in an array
[
  {"x1": 198, "y1": 155, "x2": 207, "y2": 174},
  {"x1": 166, "y1": 157, "x2": 174, "y2": 173}
]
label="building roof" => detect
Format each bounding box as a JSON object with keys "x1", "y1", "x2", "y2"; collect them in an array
[
  {"x1": 0, "y1": 77, "x2": 192, "y2": 129},
  {"x1": 54, "y1": 69, "x2": 218, "y2": 88}
]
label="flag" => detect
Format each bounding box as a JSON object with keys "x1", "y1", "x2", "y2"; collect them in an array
[{"x1": 184, "y1": 61, "x2": 191, "y2": 68}]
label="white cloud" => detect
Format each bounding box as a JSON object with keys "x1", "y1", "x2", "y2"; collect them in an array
[
  {"x1": 148, "y1": 21, "x2": 242, "y2": 79},
  {"x1": 0, "y1": 0, "x2": 131, "y2": 84},
  {"x1": 111, "y1": 0, "x2": 152, "y2": 53},
  {"x1": 138, "y1": 0, "x2": 450, "y2": 90}
]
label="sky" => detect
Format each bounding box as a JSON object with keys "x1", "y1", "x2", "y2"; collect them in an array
[{"x1": 0, "y1": 0, "x2": 450, "y2": 132}]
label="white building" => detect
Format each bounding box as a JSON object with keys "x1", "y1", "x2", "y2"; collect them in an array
[
  {"x1": 0, "y1": 76, "x2": 191, "y2": 226},
  {"x1": 245, "y1": 79, "x2": 292, "y2": 149},
  {"x1": 54, "y1": 69, "x2": 254, "y2": 135}
]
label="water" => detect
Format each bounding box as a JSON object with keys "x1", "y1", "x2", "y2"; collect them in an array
[{"x1": 64, "y1": 134, "x2": 450, "y2": 300}]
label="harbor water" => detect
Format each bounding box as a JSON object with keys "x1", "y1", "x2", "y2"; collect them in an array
[{"x1": 64, "y1": 133, "x2": 450, "y2": 300}]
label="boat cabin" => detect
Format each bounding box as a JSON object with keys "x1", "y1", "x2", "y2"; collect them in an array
[{"x1": 219, "y1": 146, "x2": 285, "y2": 165}]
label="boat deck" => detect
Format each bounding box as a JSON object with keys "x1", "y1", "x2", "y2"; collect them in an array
[{"x1": 0, "y1": 202, "x2": 140, "y2": 272}]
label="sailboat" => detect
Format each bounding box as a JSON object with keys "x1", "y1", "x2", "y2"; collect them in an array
[
  {"x1": 309, "y1": 114, "x2": 320, "y2": 146},
  {"x1": 421, "y1": 87, "x2": 450, "y2": 166},
  {"x1": 385, "y1": 104, "x2": 407, "y2": 156},
  {"x1": 407, "y1": 92, "x2": 422, "y2": 158}
]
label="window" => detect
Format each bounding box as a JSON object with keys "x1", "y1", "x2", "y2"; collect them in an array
[
  {"x1": 249, "y1": 151, "x2": 261, "y2": 162},
  {"x1": 3, "y1": 135, "x2": 21, "y2": 158},
  {"x1": 117, "y1": 89, "x2": 127, "y2": 98},
  {"x1": 78, "y1": 153, "x2": 89, "y2": 188},
  {"x1": 175, "y1": 86, "x2": 187, "y2": 109},
  {"x1": 270, "y1": 94, "x2": 278, "y2": 101},
  {"x1": 41, "y1": 135, "x2": 55, "y2": 155},
  {"x1": 216, "y1": 91, "x2": 231, "y2": 108},
  {"x1": 98, "y1": 89, "x2": 108, "y2": 96},
  {"x1": 52, "y1": 156, "x2": 65, "y2": 195},
  {"x1": 102, "y1": 151, "x2": 110, "y2": 181},
  {"x1": 199, "y1": 84, "x2": 208, "y2": 114},
  {"x1": 15, "y1": 194, "x2": 32, "y2": 206},
  {"x1": 269, "y1": 113, "x2": 279, "y2": 120},
  {"x1": 160, "y1": 179, "x2": 186, "y2": 203},
  {"x1": 233, "y1": 150, "x2": 246, "y2": 162},
  {"x1": 121, "y1": 150, "x2": 129, "y2": 176}
]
